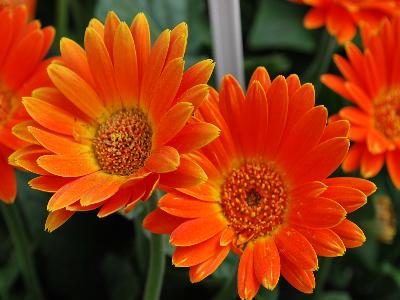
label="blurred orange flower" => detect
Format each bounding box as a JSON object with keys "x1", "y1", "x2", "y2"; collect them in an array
[
  {"x1": 322, "y1": 17, "x2": 400, "y2": 187},
  {"x1": 0, "y1": 5, "x2": 54, "y2": 203},
  {"x1": 0, "y1": 0, "x2": 36, "y2": 18},
  {"x1": 144, "y1": 68, "x2": 376, "y2": 299},
  {"x1": 10, "y1": 12, "x2": 219, "y2": 231},
  {"x1": 292, "y1": 0, "x2": 400, "y2": 43}
]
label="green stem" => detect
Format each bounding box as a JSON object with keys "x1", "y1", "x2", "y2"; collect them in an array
[
  {"x1": 303, "y1": 31, "x2": 337, "y2": 93},
  {"x1": 143, "y1": 190, "x2": 165, "y2": 300},
  {"x1": 1, "y1": 203, "x2": 44, "y2": 300},
  {"x1": 56, "y1": 0, "x2": 69, "y2": 41},
  {"x1": 313, "y1": 257, "x2": 332, "y2": 298}
]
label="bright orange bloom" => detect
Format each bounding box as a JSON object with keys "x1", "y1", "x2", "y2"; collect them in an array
[
  {"x1": 292, "y1": 0, "x2": 400, "y2": 43},
  {"x1": 0, "y1": 5, "x2": 54, "y2": 203},
  {"x1": 0, "y1": 0, "x2": 36, "y2": 18},
  {"x1": 322, "y1": 17, "x2": 400, "y2": 187},
  {"x1": 10, "y1": 11, "x2": 218, "y2": 231},
  {"x1": 144, "y1": 68, "x2": 376, "y2": 299}
]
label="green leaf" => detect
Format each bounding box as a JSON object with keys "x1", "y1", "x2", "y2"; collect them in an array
[{"x1": 248, "y1": 0, "x2": 315, "y2": 53}]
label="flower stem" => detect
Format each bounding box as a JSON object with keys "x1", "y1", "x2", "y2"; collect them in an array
[
  {"x1": 143, "y1": 190, "x2": 165, "y2": 300},
  {"x1": 1, "y1": 202, "x2": 44, "y2": 300},
  {"x1": 303, "y1": 31, "x2": 337, "y2": 93},
  {"x1": 56, "y1": 0, "x2": 69, "y2": 41}
]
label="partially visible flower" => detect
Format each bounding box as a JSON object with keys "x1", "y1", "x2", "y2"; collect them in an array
[
  {"x1": 144, "y1": 68, "x2": 376, "y2": 299},
  {"x1": 374, "y1": 194, "x2": 396, "y2": 244},
  {"x1": 10, "y1": 11, "x2": 218, "y2": 231},
  {"x1": 0, "y1": 0, "x2": 36, "y2": 18},
  {"x1": 322, "y1": 17, "x2": 400, "y2": 187},
  {"x1": 0, "y1": 5, "x2": 54, "y2": 203},
  {"x1": 291, "y1": 0, "x2": 400, "y2": 43}
]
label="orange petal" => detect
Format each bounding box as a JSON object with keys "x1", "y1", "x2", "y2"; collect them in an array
[
  {"x1": 148, "y1": 57, "x2": 184, "y2": 121},
  {"x1": 290, "y1": 181, "x2": 327, "y2": 199},
  {"x1": 275, "y1": 227, "x2": 318, "y2": 271},
  {"x1": 189, "y1": 246, "x2": 229, "y2": 283},
  {"x1": 264, "y1": 76, "x2": 288, "y2": 159},
  {"x1": 166, "y1": 22, "x2": 188, "y2": 63},
  {"x1": 238, "y1": 243, "x2": 260, "y2": 300},
  {"x1": 277, "y1": 106, "x2": 327, "y2": 170},
  {"x1": 175, "y1": 84, "x2": 209, "y2": 108},
  {"x1": 287, "y1": 137, "x2": 349, "y2": 185},
  {"x1": 284, "y1": 83, "x2": 314, "y2": 137},
  {"x1": 140, "y1": 29, "x2": 170, "y2": 109},
  {"x1": 159, "y1": 156, "x2": 207, "y2": 188},
  {"x1": 143, "y1": 208, "x2": 186, "y2": 234},
  {"x1": 97, "y1": 188, "x2": 134, "y2": 218},
  {"x1": 220, "y1": 227, "x2": 235, "y2": 246},
  {"x1": 145, "y1": 146, "x2": 180, "y2": 173},
  {"x1": 367, "y1": 129, "x2": 389, "y2": 154},
  {"x1": 177, "y1": 59, "x2": 215, "y2": 97},
  {"x1": 249, "y1": 66, "x2": 271, "y2": 92},
  {"x1": 320, "y1": 120, "x2": 350, "y2": 142},
  {"x1": 168, "y1": 122, "x2": 220, "y2": 154},
  {"x1": 29, "y1": 176, "x2": 74, "y2": 193},
  {"x1": 289, "y1": 197, "x2": 347, "y2": 228},
  {"x1": 253, "y1": 237, "x2": 280, "y2": 290},
  {"x1": 85, "y1": 27, "x2": 120, "y2": 111},
  {"x1": 23, "y1": 97, "x2": 76, "y2": 136},
  {"x1": 47, "y1": 172, "x2": 107, "y2": 211},
  {"x1": 9, "y1": 146, "x2": 51, "y2": 175},
  {"x1": 321, "y1": 186, "x2": 367, "y2": 213},
  {"x1": 28, "y1": 126, "x2": 90, "y2": 155},
  {"x1": 360, "y1": 150, "x2": 384, "y2": 178},
  {"x1": 332, "y1": 219, "x2": 366, "y2": 248},
  {"x1": 47, "y1": 63, "x2": 108, "y2": 120},
  {"x1": 321, "y1": 74, "x2": 353, "y2": 101},
  {"x1": 339, "y1": 107, "x2": 370, "y2": 126},
  {"x1": 297, "y1": 227, "x2": 345, "y2": 257},
  {"x1": 37, "y1": 153, "x2": 99, "y2": 177},
  {"x1": 286, "y1": 74, "x2": 301, "y2": 97},
  {"x1": 387, "y1": 150, "x2": 400, "y2": 189},
  {"x1": 170, "y1": 214, "x2": 226, "y2": 246},
  {"x1": 130, "y1": 13, "x2": 150, "y2": 83},
  {"x1": 0, "y1": 154, "x2": 16, "y2": 203},
  {"x1": 80, "y1": 175, "x2": 124, "y2": 206},
  {"x1": 45, "y1": 209, "x2": 75, "y2": 232},
  {"x1": 173, "y1": 233, "x2": 223, "y2": 267},
  {"x1": 304, "y1": 7, "x2": 326, "y2": 29},
  {"x1": 281, "y1": 258, "x2": 315, "y2": 294},
  {"x1": 12, "y1": 121, "x2": 40, "y2": 145},
  {"x1": 113, "y1": 22, "x2": 139, "y2": 108},
  {"x1": 159, "y1": 193, "x2": 219, "y2": 218},
  {"x1": 342, "y1": 142, "x2": 364, "y2": 173},
  {"x1": 154, "y1": 102, "x2": 194, "y2": 147},
  {"x1": 322, "y1": 177, "x2": 376, "y2": 197},
  {"x1": 104, "y1": 11, "x2": 121, "y2": 58}
]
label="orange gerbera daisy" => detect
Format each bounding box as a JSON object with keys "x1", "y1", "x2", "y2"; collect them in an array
[
  {"x1": 10, "y1": 11, "x2": 219, "y2": 231},
  {"x1": 291, "y1": 0, "x2": 400, "y2": 43},
  {"x1": 144, "y1": 68, "x2": 376, "y2": 299},
  {"x1": 322, "y1": 17, "x2": 400, "y2": 187},
  {"x1": 0, "y1": 5, "x2": 54, "y2": 203},
  {"x1": 0, "y1": 0, "x2": 36, "y2": 18}
]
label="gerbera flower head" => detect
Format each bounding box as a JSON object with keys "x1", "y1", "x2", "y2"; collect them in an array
[
  {"x1": 0, "y1": 0, "x2": 36, "y2": 19},
  {"x1": 322, "y1": 16, "x2": 400, "y2": 187},
  {"x1": 10, "y1": 11, "x2": 218, "y2": 231},
  {"x1": 144, "y1": 68, "x2": 376, "y2": 299},
  {"x1": 0, "y1": 5, "x2": 54, "y2": 203},
  {"x1": 291, "y1": 0, "x2": 400, "y2": 43}
]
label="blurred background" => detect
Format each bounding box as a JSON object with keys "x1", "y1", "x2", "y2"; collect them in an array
[{"x1": 1, "y1": 0, "x2": 400, "y2": 299}]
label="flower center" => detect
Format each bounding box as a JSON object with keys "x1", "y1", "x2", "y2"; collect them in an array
[
  {"x1": 220, "y1": 161, "x2": 288, "y2": 246},
  {"x1": 92, "y1": 108, "x2": 153, "y2": 176},
  {"x1": 374, "y1": 88, "x2": 400, "y2": 140}
]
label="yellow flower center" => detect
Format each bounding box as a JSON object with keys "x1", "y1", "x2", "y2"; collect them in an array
[
  {"x1": 374, "y1": 88, "x2": 400, "y2": 140},
  {"x1": 92, "y1": 109, "x2": 153, "y2": 176},
  {"x1": 220, "y1": 161, "x2": 288, "y2": 246}
]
